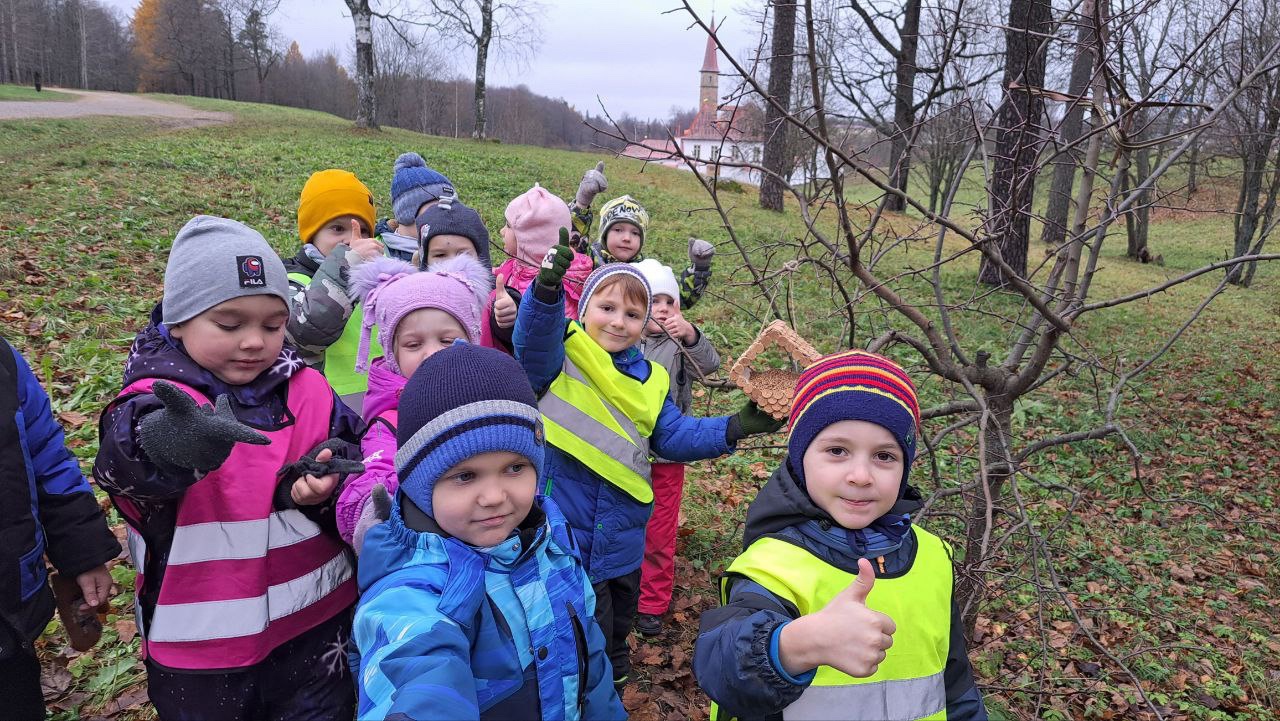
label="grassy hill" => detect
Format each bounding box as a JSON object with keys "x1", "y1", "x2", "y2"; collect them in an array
[{"x1": 2, "y1": 96, "x2": 1277, "y2": 721}]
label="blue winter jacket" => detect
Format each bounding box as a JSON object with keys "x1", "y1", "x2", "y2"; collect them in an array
[
  {"x1": 512, "y1": 284, "x2": 732, "y2": 583},
  {"x1": 353, "y1": 494, "x2": 626, "y2": 721},
  {"x1": 0, "y1": 338, "x2": 120, "y2": 660},
  {"x1": 693, "y1": 460, "x2": 988, "y2": 720}
]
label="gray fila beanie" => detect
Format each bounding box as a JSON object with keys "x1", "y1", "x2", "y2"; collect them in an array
[{"x1": 161, "y1": 215, "x2": 291, "y2": 326}]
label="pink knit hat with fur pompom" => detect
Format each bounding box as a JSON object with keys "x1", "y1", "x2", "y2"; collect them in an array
[
  {"x1": 348, "y1": 254, "x2": 492, "y2": 374},
  {"x1": 505, "y1": 183, "x2": 571, "y2": 266}
]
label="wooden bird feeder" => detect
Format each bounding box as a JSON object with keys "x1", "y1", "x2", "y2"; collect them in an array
[{"x1": 730, "y1": 320, "x2": 821, "y2": 420}]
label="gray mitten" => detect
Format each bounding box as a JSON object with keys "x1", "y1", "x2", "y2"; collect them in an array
[
  {"x1": 352, "y1": 484, "x2": 392, "y2": 555},
  {"x1": 138, "y1": 381, "x2": 269, "y2": 474},
  {"x1": 689, "y1": 237, "x2": 716, "y2": 270},
  {"x1": 575, "y1": 161, "x2": 608, "y2": 209}
]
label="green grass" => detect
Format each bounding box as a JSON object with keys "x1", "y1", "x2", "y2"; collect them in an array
[
  {"x1": 3, "y1": 97, "x2": 1278, "y2": 721},
  {"x1": 0, "y1": 83, "x2": 77, "y2": 101}
]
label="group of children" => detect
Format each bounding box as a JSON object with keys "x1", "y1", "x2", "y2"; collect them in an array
[{"x1": 2, "y1": 152, "x2": 987, "y2": 720}]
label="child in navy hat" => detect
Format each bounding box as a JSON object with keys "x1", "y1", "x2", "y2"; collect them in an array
[
  {"x1": 352, "y1": 343, "x2": 624, "y2": 720},
  {"x1": 376, "y1": 152, "x2": 458, "y2": 261},
  {"x1": 693, "y1": 350, "x2": 987, "y2": 721}
]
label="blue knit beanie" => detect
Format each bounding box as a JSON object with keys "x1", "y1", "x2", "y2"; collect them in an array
[
  {"x1": 578, "y1": 262, "x2": 652, "y2": 322},
  {"x1": 394, "y1": 343, "x2": 545, "y2": 517},
  {"x1": 416, "y1": 197, "x2": 491, "y2": 268},
  {"x1": 391, "y1": 152, "x2": 456, "y2": 225}
]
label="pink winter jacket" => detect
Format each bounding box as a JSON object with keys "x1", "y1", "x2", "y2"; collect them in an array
[{"x1": 336, "y1": 358, "x2": 405, "y2": 546}]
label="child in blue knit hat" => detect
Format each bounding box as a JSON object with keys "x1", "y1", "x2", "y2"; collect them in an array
[
  {"x1": 352, "y1": 342, "x2": 624, "y2": 720},
  {"x1": 376, "y1": 152, "x2": 458, "y2": 262}
]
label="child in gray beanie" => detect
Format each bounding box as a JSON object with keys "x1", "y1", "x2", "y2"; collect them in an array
[{"x1": 93, "y1": 215, "x2": 366, "y2": 721}]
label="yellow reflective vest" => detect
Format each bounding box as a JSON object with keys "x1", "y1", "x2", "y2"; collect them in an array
[
  {"x1": 717, "y1": 526, "x2": 953, "y2": 721},
  {"x1": 288, "y1": 271, "x2": 381, "y2": 398},
  {"x1": 538, "y1": 322, "x2": 669, "y2": 504}
]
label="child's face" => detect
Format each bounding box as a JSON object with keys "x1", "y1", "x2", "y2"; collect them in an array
[
  {"x1": 431, "y1": 450, "x2": 536, "y2": 547},
  {"x1": 169, "y1": 295, "x2": 289, "y2": 386},
  {"x1": 646, "y1": 293, "x2": 679, "y2": 334},
  {"x1": 310, "y1": 214, "x2": 371, "y2": 255},
  {"x1": 583, "y1": 282, "x2": 646, "y2": 353},
  {"x1": 424, "y1": 234, "x2": 476, "y2": 265},
  {"x1": 500, "y1": 225, "x2": 517, "y2": 256},
  {"x1": 394, "y1": 308, "x2": 467, "y2": 379},
  {"x1": 605, "y1": 222, "x2": 642, "y2": 261},
  {"x1": 801, "y1": 420, "x2": 903, "y2": 530}
]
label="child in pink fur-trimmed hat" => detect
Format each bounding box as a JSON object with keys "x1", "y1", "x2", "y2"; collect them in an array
[{"x1": 484, "y1": 184, "x2": 594, "y2": 353}]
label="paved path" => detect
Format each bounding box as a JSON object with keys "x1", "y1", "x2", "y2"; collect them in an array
[{"x1": 0, "y1": 89, "x2": 231, "y2": 127}]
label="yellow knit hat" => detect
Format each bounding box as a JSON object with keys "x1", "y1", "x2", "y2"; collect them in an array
[{"x1": 297, "y1": 169, "x2": 377, "y2": 244}]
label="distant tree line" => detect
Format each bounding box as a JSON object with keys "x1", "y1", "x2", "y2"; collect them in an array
[{"x1": 0, "y1": 0, "x2": 135, "y2": 90}]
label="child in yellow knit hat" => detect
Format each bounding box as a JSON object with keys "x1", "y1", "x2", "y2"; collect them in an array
[{"x1": 283, "y1": 169, "x2": 385, "y2": 405}]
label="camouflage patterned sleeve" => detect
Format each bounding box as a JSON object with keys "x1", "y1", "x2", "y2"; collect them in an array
[
  {"x1": 569, "y1": 202, "x2": 594, "y2": 254},
  {"x1": 679, "y1": 263, "x2": 711, "y2": 310},
  {"x1": 286, "y1": 245, "x2": 355, "y2": 366}
]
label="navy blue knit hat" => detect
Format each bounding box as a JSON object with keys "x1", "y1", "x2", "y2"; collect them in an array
[
  {"x1": 391, "y1": 152, "x2": 456, "y2": 225},
  {"x1": 394, "y1": 343, "x2": 544, "y2": 516},
  {"x1": 416, "y1": 197, "x2": 491, "y2": 268}
]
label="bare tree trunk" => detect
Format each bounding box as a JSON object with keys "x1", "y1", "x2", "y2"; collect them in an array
[
  {"x1": 1039, "y1": 1, "x2": 1096, "y2": 247},
  {"x1": 1, "y1": 0, "x2": 10, "y2": 84},
  {"x1": 959, "y1": 386, "x2": 1014, "y2": 634},
  {"x1": 347, "y1": 1, "x2": 379, "y2": 130},
  {"x1": 472, "y1": 0, "x2": 492, "y2": 139},
  {"x1": 760, "y1": 0, "x2": 796, "y2": 211},
  {"x1": 884, "y1": 0, "x2": 921, "y2": 213},
  {"x1": 979, "y1": 0, "x2": 1052, "y2": 286},
  {"x1": 1126, "y1": 141, "x2": 1152, "y2": 261},
  {"x1": 78, "y1": 1, "x2": 87, "y2": 88}
]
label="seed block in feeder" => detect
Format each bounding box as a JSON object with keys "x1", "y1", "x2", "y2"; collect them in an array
[{"x1": 730, "y1": 320, "x2": 821, "y2": 420}]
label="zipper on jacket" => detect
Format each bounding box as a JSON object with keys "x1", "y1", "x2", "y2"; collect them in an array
[
  {"x1": 877, "y1": 556, "x2": 886, "y2": 574},
  {"x1": 566, "y1": 601, "x2": 589, "y2": 714}
]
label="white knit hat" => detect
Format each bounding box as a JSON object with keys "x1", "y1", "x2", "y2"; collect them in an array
[{"x1": 634, "y1": 258, "x2": 680, "y2": 307}]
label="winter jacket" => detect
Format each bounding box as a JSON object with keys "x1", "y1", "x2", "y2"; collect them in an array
[
  {"x1": 282, "y1": 245, "x2": 358, "y2": 368},
  {"x1": 353, "y1": 495, "x2": 626, "y2": 720},
  {"x1": 693, "y1": 460, "x2": 987, "y2": 721},
  {"x1": 0, "y1": 338, "x2": 120, "y2": 660},
  {"x1": 336, "y1": 358, "x2": 407, "y2": 545},
  {"x1": 93, "y1": 306, "x2": 364, "y2": 666},
  {"x1": 483, "y1": 254, "x2": 595, "y2": 355},
  {"x1": 513, "y1": 283, "x2": 733, "y2": 582},
  {"x1": 639, "y1": 327, "x2": 720, "y2": 415}
]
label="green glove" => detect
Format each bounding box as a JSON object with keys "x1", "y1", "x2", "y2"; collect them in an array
[
  {"x1": 736, "y1": 400, "x2": 786, "y2": 436},
  {"x1": 537, "y1": 227, "x2": 575, "y2": 289}
]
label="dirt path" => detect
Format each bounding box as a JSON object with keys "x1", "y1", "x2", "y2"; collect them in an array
[{"x1": 0, "y1": 89, "x2": 231, "y2": 127}]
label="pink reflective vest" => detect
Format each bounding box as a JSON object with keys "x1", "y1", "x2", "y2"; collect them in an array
[{"x1": 117, "y1": 369, "x2": 356, "y2": 670}]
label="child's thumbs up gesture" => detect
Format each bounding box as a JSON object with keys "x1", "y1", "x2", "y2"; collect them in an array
[
  {"x1": 777, "y1": 557, "x2": 896, "y2": 679},
  {"x1": 536, "y1": 228, "x2": 575, "y2": 290},
  {"x1": 493, "y1": 273, "x2": 518, "y2": 330}
]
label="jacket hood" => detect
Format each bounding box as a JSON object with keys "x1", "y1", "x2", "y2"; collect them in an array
[
  {"x1": 361, "y1": 358, "x2": 407, "y2": 422},
  {"x1": 121, "y1": 304, "x2": 307, "y2": 426}
]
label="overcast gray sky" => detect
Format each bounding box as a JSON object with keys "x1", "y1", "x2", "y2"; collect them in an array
[{"x1": 100, "y1": 0, "x2": 763, "y2": 119}]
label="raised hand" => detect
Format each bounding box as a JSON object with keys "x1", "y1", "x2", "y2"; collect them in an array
[
  {"x1": 660, "y1": 309, "x2": 696, "y2": 344},
  {"x1": 139, "y1": 381, "x2": 269, "y2": 474},
  {"x1": 349, "y1": 218, "x2": 385, "y2": 262},
  {"x1": 778, "y1": 558, "x2": 896, "y2": 678},
  {"x1": 536, "y1": 227, "x2": 575, "y2": 289},
  {"x1": 575, "y1": 161, "x2": 608, "y2": 209},
  {"x1": 688, "y1": 237, "x2": 716, "y2": 269},
  {"x1": 493, "y1": 273, "x2": 518, "y2": 330}
]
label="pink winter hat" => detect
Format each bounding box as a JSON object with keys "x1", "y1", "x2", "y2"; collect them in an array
[
  {"x1": 505, "y1": 183, "x2": 571, "y2": 266},
  {"x1": 349, "y1": 254, "x2": 492, "y2": 374}
]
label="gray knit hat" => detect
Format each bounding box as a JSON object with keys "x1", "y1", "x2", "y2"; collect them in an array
[{"x1": 161, "y1": 215, "x2": 291, "y2": 326}]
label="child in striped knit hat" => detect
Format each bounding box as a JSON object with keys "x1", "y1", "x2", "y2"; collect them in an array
[
  {"x1": 350, "y1": 343, "x2": 624, "y2": 720},
  {"x1": 694, "y1": 349, "x2": 988, "y2": 721}
]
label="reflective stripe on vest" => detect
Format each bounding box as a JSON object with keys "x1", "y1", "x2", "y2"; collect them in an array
[
  {"x1": 720, "y1": 527, "x2": 952, "y2": 721},
  {"x1": 288, "y1": 270, "x2": 380, "y2": 397},
  {"x1": 117, "y1": 370, "x2": 356, "y2": 670},
  {"x1": 539, "y1": 322, "x2": 669, "y2": 503}
]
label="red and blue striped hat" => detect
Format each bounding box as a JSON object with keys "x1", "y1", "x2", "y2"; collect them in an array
[{"x1": 786, "y1": 349, "x2": 921, "y2": 487}]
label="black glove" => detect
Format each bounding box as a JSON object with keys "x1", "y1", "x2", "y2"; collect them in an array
[
  {"x1": 537, "y1": 228, "x2": 575, "y2": 289},
  {"x1": 138, "y1": 381, "x2": 269, "y2": 474},
  {"x1": 277, "y1": 438, "x2": 366, "y2": 483}
]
